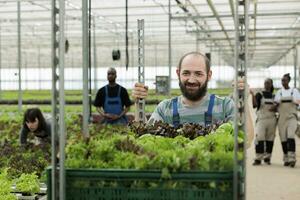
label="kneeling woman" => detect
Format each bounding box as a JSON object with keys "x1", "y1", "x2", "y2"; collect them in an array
[{"x1": 20, "y1": 108, "x2": 51, "y2": 146}]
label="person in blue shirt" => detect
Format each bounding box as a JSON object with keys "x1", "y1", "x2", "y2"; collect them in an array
[{"x1": 94, "y1": 67, "x2": 131, "y2": 125}]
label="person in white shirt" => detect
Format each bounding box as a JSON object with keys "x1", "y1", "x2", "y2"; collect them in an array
[{"x1": 274, "y1": 73, "x2": 300, "y2": 167}]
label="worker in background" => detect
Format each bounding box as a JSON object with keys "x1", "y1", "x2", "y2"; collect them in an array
[
  {"x1": 20, "y1": 107, "x2": 51, "y2": 146},
  {"x1": 132, "y1": 51, "x2": 254, "y2": 144},
  {"x1": 94, "y1": 67, "x2": 131, "y2": 125},
  {"x1": 250, "y1": 78, "x2": 277, "y2": 165},
  {"x1": 274, "y1": 73, "x2": 300, "y2": 168}
]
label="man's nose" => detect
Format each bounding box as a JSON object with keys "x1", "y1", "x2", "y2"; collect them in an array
[{"x1": 187, "y1": 74, "x2": 198, "y2": 82}]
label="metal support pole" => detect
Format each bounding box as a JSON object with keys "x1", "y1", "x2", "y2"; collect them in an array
[
  {"x1": 58, "y1": 0, "x2": 66, "y2": 199},
  {"x1": 82, "y1": 0, "x2": 90, "y2": 137},
  {"x1": 131, "y1": 32, "x2": 134, "y2": 68},
  {"x1": 196, "y1": 32, "x2": 199, "y2": 52},
  {"x1": 51, "y1": 0, "x2": 66, "y2": 199},
  {"x1": 17, "y1": 1, "x2": 22, "y2": 112},
  {"x1": 293, "y1": 46, "x2": 298, "y2": 88},
  {"x1": 38, "y1": 45, "x2": 41, "y2": 90},
  {"x1": 136, "y1": 19, "x2": 145, "y2": 123},
  {"x1": 234, "y1": 0, "x2": 248, "y2": 200},
  {"x1": 298, "y1": 45, "x2": 300, "y2": 88},
  {"x1": 168, "y1": 0, "x2": 172, "y2": 95},
  {"x1": 51, "y1": 0, "x2": 59, "y2": 198},
  {"x1": 88, "y1": 0, "x2": 92, "y2": 121},
  {"x1": 0, "y1": 24, "x2": 2, "y2": 100},
  {"x1": 93, "y1": 17, "x2": 98, "y2": 93}
]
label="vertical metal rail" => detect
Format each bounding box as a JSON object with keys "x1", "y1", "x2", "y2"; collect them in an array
[
  {"x1": 17, "y1": 1, "x2": 22, "y2": 112},
  {"x1": 298, "y1": 45, "x2": 300, "y2": 88},
  {"x1": 88, "y1": 0, "x2": 92, "y2": 121},
  {"x1": 51, "y1": 0, "x2": 59, "y2": 198},
  {"x1": 196, "y1": 32, "x2": 199, "y2": 52},
  {"x1": 93, "y1": 17, "x2": 98, "y2": 93},
  {"x1": 51, "y1": 0, "x2": 66, "y2": 199},
  {"x1": 168, "y1": 0, "x2": 172, "y2": 95},
  {"x1": 82, "y1": 0, "x2": 90, "y2": 137},
  {"x1": 293, "y1": 45, "x2": 298, "y2": 88},
  {"x1": 58, "y1": 0, "x2": 66, "y2": 199},
  {"x1": 234, "y1": 0, "x2": 248, "y2": 200},
  {"x1": 0, "y1": 24, "x2": 2, "y2": 100},
  {"x1": 131, "y1": 32, "x2": 134, "y2": 68},
  {"x1": 38, "y1": 45, "x2": 41, "y2": 90},
  {"x1": 137, "y1": 19, "x2": 145, "y2": 123}
]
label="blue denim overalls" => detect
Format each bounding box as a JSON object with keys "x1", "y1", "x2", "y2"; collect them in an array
[{"x1": 103, "y1": 85, "x2": 128, "y2": 125}]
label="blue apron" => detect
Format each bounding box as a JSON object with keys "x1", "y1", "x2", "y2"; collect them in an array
[{"x1": 103, "y1": 85, "x2": 128, "y2": 125}]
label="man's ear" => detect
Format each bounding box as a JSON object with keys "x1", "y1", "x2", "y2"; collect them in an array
[
  {"x1": 207, "y1": 70, "x2": 212, "y2": 81},
  {"x1": 176, "y1": 68, "x2": 180, "y2": 78}
]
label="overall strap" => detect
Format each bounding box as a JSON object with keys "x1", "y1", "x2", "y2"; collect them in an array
[
  {"x1": 105, "y1": 85, "x2": 108, "y2": 96},
  {"x1": 205, "y1": 94, "x2": 215, "y2": 126},
  {"x1": 117, "y1": 85, "x2": 121, "y2": 97},
  {"x1": 172, "y1": 97, "x2": 180, "y2": 128}
]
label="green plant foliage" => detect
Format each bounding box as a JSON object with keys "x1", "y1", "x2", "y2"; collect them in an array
[
  {"x1": 0, "y1": 169, "x2": 13, "y2": 196},
  {"x1": 0, "y1": 194, "x2": 17, "y2": 200},
  {"x1": 16, "y1": 173, "x2": 40, "y2": 195},
  {"x1": 65, "y1": 122, "x2": 244, "y2": 174}
]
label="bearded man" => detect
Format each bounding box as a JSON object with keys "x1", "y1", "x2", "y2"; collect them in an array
[{"x1": 133, "y1": 52, "x2": 234, "y2": 126}]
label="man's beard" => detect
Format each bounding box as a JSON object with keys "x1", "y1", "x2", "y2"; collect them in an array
[{"x1": 179, "y1": 79, "x2": 208, "y2": 101}]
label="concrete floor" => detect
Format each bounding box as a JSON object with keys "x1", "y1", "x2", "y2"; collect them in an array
[{"x1": 246, "y1": 135, "x2": 300, "y2": 200}]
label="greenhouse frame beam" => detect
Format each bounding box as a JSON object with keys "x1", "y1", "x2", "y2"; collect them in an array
[
  {"x1": 82, "y1": 0, "x2": 90, "y2": 138},
  {"x1": 188, "y1": 27, "x2": 300, "y2": 33},
  {"x1": 266, "y1": 40, "x2": 300, "y2": 68},
  {"x1": 17, "y1": 1, "x2": 22, "y2": 112},
  {"x1": 0, "y1": 24, "x2": 1, "y2": 100},
  {"x1": 233, "y1": 0, "x2": 249, "y2": 199},
  {"x1": 168, "y1": 0, "x2": 171, "y2": 94},
  {"x1": 293, "y1": 44, "x2": 298, "y2": 88},
  {"x1": 172, "y1": 11, "x2": 300, "y2": 20},
  {"x1": 197, "y1": 36, "x2": 300, "y2": 41},
  {"x1": 50, "y1": 0, "x2": 66, "y2": 199},
  {"x1": 58, "y1": 0, "x2": 66, "y2": 198},
  {"x1": 206, "y1": 0, "x2": 234, "y2": 52},
  {"x1": 93, "y1": 17, "x2": 98, "y2": 93},
  {"x1": 136, "y1": 19, "x2": 145, "y2": 123}
]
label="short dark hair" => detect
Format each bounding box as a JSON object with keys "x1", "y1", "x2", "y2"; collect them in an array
[
  {"x1": 177, "y1": 52, "x2": 211, "y2": 74},
  {"x1": 23, "y1": 108, "x2": 46, "y2": 132},
  {"x1": 283, "y1": 73, "x2": 291, "y2": 82},
  {"x1": 265, "y1": 78, "x2": 274, "y2": 93},
  {"x1": 107, "y1": 67, "x2": 116, "y2": 74}
]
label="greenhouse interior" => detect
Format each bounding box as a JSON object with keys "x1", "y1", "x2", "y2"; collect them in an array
[{"x1": 0, "y1": 0, "x2": 299, "y2": 200}]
